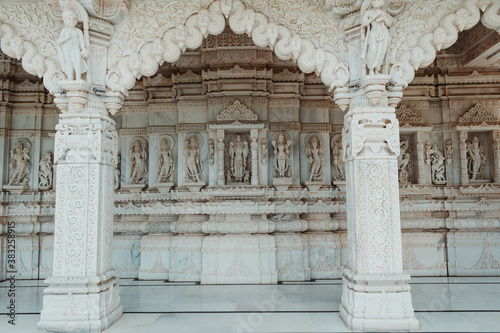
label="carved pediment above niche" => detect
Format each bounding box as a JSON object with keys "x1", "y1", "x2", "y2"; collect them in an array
[
  {"x1": 217, "y1": 100, "x2": 258, "y2": 122},
  {"x1": 458, "y1": 103, "x2": 500, "y2": 126},
  {"x1": 396, "y1": 104, "x2": 424, "y2": 127}
]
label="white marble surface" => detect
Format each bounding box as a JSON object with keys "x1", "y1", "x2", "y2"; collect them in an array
[{"x1": 1, "y1": 277, "x2": 499, "y2": 332}]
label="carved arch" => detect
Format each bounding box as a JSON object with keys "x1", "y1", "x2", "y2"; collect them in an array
[
  {"x1": 105, "y1": 0, "x2": 350, "y2": 94},
  {"x1": 0, "y1": 3, "x2": 64, "y2": 93}
]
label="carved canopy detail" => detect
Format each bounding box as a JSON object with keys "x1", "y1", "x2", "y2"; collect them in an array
[
  {"x1": 458, "y1": 103, "x2": 500, "y2": 125},
  {"x1": 396, "y1": 104, "x2": 424, "y2": 127},
  {"x1": 217, "y1": 100, "x2": 258, "y2": 121}
]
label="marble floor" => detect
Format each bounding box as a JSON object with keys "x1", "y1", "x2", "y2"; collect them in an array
[{"x1": 1, "y1": 277, "x2": 500, "y2": 332}]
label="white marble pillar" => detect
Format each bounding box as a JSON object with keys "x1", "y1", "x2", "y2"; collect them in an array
[
  {"x1": 250, "y1": 129, "x2": 259, "y2": 185},
  {"x1": 217, "y1": 129, "x2": 225, "y2": 185},
  {"x1": 339, "y1": 81, "x2": 418, "y2": 331},
  {"x1": 492, "y1": 130, "x2": 500, "y2": 184},
  {"x1": 38, "y1": 81, "x2": 123, "y2": 333},
  {"x1": 458, "y1": 130, "x2": 469, "y2": 184}
]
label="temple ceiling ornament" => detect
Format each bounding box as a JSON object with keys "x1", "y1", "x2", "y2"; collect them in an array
[{"x1": 0, "y1": 0, "x2": 499, "y2": 100}]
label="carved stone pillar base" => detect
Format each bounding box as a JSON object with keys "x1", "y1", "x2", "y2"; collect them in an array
[
  {"x1": 340, "y1": 268, "x2": 418, "y2": 332},
  {"x1": 38, "y1": 275, "x2": 122, "y2": 333},
  {"x1": 183, "y1": 181, "x2": 206, "y2": 192}
]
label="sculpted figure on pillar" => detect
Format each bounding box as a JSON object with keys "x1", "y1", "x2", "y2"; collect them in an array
[
  {"x1": 467, "y1": 136, "x2": 487, "y2": 181},
  {"x1": 305, "y1": 136, "x2": 324, "y2": 182},
  {"x1": 129, "y1": 139, "x2": 148, "y2": 184},
  {"x1": 185, "y1": 136, "x2": 203, "y2": 182},
  {"x1": 114, "y1": 154, "x2": 121, "y2": 190},
  {"x1": 8, "y1": 141, "x2": 30, "y2": 186},
  {"x1": 430, "y1": 144, "x2": 446, "y2": 184},
  {"x1": 38, "y1": 151, "x2": 53, "y2": 189},
  {"x1": 446, "y1": 139, "x2": 453, "y2": 165},
  {"x1": 331, "y1": 136, "x2": 345, "y2": 181},
  {"x1": 261, "y1": 138, "x2": 268, "y2": 165},
  {"x1": 398, "y1": 139, "x2": 411, "y2": 183},
  {"x1": 424, "y1": 139, "x2": 432, "y2": 165},
  {"x1": 228, "y1": 134, "x2": 250, "y2": 183},
  {"x1": 272, "y1": 131, "x2": 291, "y2": 178},
  {"x1": 361, "y1": 0, "x2": 393, "y2": 75},
  {"x1": 157, "y1": 137, "x2": 174, "y2": 183},
  {"x1": 58, "y1": 10, "x2": 88, "y2": 81},
  {"x1": 208, "y1": 139, "x2": 215, "y2": 165}
]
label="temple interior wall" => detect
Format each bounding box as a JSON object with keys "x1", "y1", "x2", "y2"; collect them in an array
[{"x1": 1, "y1": 28, "x2": 500, "y2": 283}]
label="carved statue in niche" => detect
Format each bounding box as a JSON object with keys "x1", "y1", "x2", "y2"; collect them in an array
[
  {"x1": 430, "y1": 144, "x2": 446, "y2": 184},
  {"x1": 58, "y1": 10, "x2": 88, "y2": 81},
  {"x1": 445, "y1": 139, "x2": 453, "y2": 165},
  {"x1": 208, "y1": 139, "x2": 215, "y2": 165},
  {"x1": 114, "y1": 154, "x2": 121, "y2": 190},
  {"x1": 129, "y1": 139, "x2": 148, "y2": 184},
  {"x1": 398, "y1": 139, "x2": 413, "y2": 183},
  {"x1": 38, "y1": 151, "x2": 53, "y2": 189},
  {"x1": 331, "y1": 136, "x2": 345, "y2": 181},
  {"x1": 227, "y1": 134, "x2": 250, "y2": 183},
  {"x1": 157, "y1": 137, "x2": 174, "y2": 183},
  {"x1": 272, "y1": 131, "x2": 291, "y2": 178},
  {"x1": 305, "y1": 136, "x2": 324, "y2": 182},
  {"x1": 8, "y1": 141, "x2": 30, "y2": 186},
  {"x1": 361, "y1": 0, "x2": 392, "y2": 75},
  {"x1": 261, "y1": 138, "x2": 268, "y2": 165},
  {"x1": 424, "y1": 140, "x2": 432, "y2": 165},
  {"x1": 185, "y1": 136, "x2": 203, "y2": 182},
  {"x1": 467, "y1": 136, "x2": 487, "y2": 181}
]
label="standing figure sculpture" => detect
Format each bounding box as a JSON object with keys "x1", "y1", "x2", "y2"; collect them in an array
[
  {"x1": 261, "y1": 138, "x2": 268, "y2": 165},
  {"x1": 332, "y1": 138, "x2": 345, "y2": 181},
  {"x1": 208, "y1": 139, "x2": 215, "y2": 165},
  {"x1": 361, "y1": 0, "x2": 393, "y2": 75},
  {"x1": 398, "y1": 139, "x2": 411, "y2": 183},
  {"x1": 424, "y1": 140, "x2": 432, "y2": 165},
  {"x1": 430, "y1": 144, "x2": 446, "y2": 184},
  {"x1": 445, "y1": 139, "x2": 453, "y2": 165},
  {"x1": 129, "y1": 140, "x2": 148, "y2": 184},
  {"x1": 114, "y1": 154, "x2": 121, "y2": 190},
  {"x1": 185, "y1": 136, "x2": 203, "y2": 182},
  {"x1": 8, "y1": 141, "x2": 30, "y2": 186},
  {"x1": 228, "y1": 134, "x2": 250, "y2": 183},
  {"x1": 38, "y1": 151, "x2": 53, "y2": 188},
  {"x1": 58, "y1": 10, "x2": 88, "y2": 80},
  {"x1": 467, "y1": 136, "x2": 487, "y2": 181},
  {"x1": 157, "y1": 138, "x2": 174, "y2": 183},
  {"x1": 272, "y1": 131, "x2": 291, "y2": 178},
  {"x1": 305, "y1": 136, "x2": 324, "y2": 182}
]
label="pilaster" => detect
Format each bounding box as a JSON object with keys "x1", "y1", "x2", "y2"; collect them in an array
[
  {"x1": 459, "y1": 130, "x2": 469, "y2": 184},
  {"x1": 492, "y1": 130, "x2": 500, "y2": 183}
]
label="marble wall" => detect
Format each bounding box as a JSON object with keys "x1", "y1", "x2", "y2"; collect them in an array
[{"x1": 0, "y1": 35, "x2": 500, "y2": 282}]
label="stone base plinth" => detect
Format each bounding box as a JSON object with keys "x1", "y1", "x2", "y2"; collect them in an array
[
  {"x1": 169, "y1": 234, "x2": 203, "y2": 282},
  {"x1": 3, "y1": 185, "x2": 29, "y2": 195},
  {"x1": 183, "y1": 181, "x2": 206, "y2": 192},
  {"x1": 38, "y1": 275, "x2": 123, "y2": 333},
  {"x1": 153, "y1": 182, "x2": 174, "y2": 193},
  {"x1": 121, "y1": 183, "x2": 147, "y2": 194},
  {"x1": 339, "y1": 268, "x2": 419, "y2": 332},
  {"x1": 202, "y1": 234, "x2": 277, "y2": 284},
  {"x1": 303, "y1": 180, "x2": 324, "y2": 192}
]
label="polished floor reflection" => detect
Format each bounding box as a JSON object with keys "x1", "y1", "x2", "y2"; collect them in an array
[{"x1": 1, "y1": 277, "x2": 499, "y2": 332}]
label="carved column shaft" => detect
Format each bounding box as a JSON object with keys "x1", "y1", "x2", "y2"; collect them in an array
[
  {"x1": 217, "y1": 129, "x2": 225, "y2": 185},
  {"x1": 339, "y1": 92, "x2": 417, "y2": 331},
  {"x1": 250, "y1": 129, "x2": 259, "y2": 185},
  {"x1": 459, "y1": 130, "x2": 469, "y2": 184},
  {"x1": 38, "y1": 82, "x2": 123, "y2": 332},
  {"x1": 492, "y1": 130, "x2": 500, "y2": 183}
]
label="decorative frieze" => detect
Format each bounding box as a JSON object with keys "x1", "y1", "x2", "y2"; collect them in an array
[
  {"x1": 269, "y1": 123, "x2": 301, "y2": 131},
  {"x1": 176, "y1": 124, "x2": 207, "y2": 133}
]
